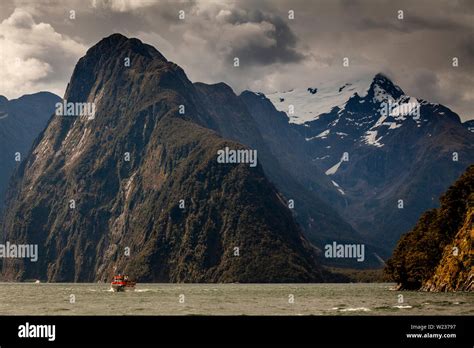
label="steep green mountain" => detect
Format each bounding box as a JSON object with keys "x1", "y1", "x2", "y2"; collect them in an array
[
  {"x1": 422, "y1": 206, "x2": 473, "y2": 292},
  {"x1": 0, "y1": 34, "x2": 324, "y2": 283},
  {"x1": 0, "y1": 92, "x2": 61, "y2": 211},
  {"x1": 385, "y1": 165, "x2": 474, "y2": 291},
  {"x1": 2, "y1": 34, "x2": 322, "y2": 282}
]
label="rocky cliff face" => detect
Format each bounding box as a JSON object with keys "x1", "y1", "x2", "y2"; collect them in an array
[
  {"x1": 421, "y1": 206, "x2": 473, "y2": 292},
  {"x1": 0, "y1": 92, "x2": 60, "y2": 211},
  {"x1": 0, "y1": 34, "x2": 324, "y2": 283},
  {"x1": 385, "y1": 165, "x2": 474, "y2": 291}
]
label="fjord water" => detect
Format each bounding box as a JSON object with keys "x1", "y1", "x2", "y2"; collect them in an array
[{"x1": 0, "y1": 283, "x2": 472, "y2": 315}]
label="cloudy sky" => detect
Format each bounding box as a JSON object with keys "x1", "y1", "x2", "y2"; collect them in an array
[{"x1": 0, "y1": 0, "x2": 472, "y2": 120}]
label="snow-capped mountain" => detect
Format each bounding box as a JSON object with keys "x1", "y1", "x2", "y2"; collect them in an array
[
  {"x1": 266, "y1": 75, "x2": 374, "y2": 125},
  {"x1": 244, "y1": 73, "x2": 474, "y2": 251},
  {"x1": 274, "y1": 74, "x2": 464, "y2": 177}
]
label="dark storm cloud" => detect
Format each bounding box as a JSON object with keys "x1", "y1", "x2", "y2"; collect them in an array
[
  {"x1": 0, "y1": 0, "x2": 472, "y2": 120},
  {"x1": 406, "y1": 69, "x2": 471, "y2": 115},
  {"x1": 359, "y1": 15, "x2": 471, "y2": 33},
  {"x1": 220, "y1": 9, "x2": 304, "y2": 65},
  {"x1": 459, "y1": 37, "x2": 474, "y2": 60},
  {"x1": 410, "y1": 71, "x2": 443, "y2": 101}
]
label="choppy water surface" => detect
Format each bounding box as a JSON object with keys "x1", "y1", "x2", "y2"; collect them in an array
[{"x1": 0, "y1": 283, "x2": 471, "y2": 315}]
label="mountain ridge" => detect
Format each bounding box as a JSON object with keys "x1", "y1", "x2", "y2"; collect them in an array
[
  {"x1": 0, "y1": 34, "x2": 327, "y2": 283},
  {"x1": 1, "y1": 34, "x2": 471, "y2": 281},
  {"x1": 245, "y1": 73, "x2": 474, "y2": 253},
  {"x1": 0, "y1": 91, "x2": 61, "y2": 212}
]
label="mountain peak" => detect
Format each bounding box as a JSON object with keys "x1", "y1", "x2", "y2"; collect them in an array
[
  {"x1": 65, "y1": 33, "x2": 171, "y2": 102},
  {"x1": 374, "y1": 72, "x2": 390, "y2": 81},
  {"x1": 87, "y1": 33, "x2": 167, "y2": 62},
  {"x1": 369, "y1": 73, "x2": 404, "y2": 100},
  {"x1": 101, "y1": 33, "x2": 129, "y2": 43}
]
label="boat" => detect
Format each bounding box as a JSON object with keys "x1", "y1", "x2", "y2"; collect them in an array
[{"x1": 111, "y1": 274, "x2": 136, "y2": 292}]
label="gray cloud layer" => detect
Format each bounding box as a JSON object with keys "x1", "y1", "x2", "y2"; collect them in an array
[{"x1": 0, "y1": 0, "x2": 472, "y2": 120}]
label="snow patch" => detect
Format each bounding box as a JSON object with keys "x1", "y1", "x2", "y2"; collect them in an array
[
  {"x1": 265, "y1": 75, "x2": 373, "y2": 124},
  {"x1": 372, "y1": 84, "x2": 395, "y2": 104},
  {"x1": 306, "y1": 129, "x2": 330, "y2": 141},
  {"x1": 388, "y1": 122, "x2": 402, "y2": 130},
  {"x1": 362, "y1": 130, "x2": 384, "y2": 147},
  {"x1": 316, "y1": 129, "x2": 330, "y2": 138},
  {"x1": 331, "y1": 180, "x2": 345, "y2": 195},
  {"x1": 325, "y1": 156, "x2": 345, "y2": 175}
]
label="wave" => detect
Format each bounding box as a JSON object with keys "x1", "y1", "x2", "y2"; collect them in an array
[{"x1": 336, "y1": 307, "x2": 371, "y2": 312}]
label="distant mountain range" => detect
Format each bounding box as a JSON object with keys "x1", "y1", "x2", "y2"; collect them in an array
[
  {"x1": 0, "y1": 34, "x2": 472, "y2": 283},
  {"x1": 245, "y1": 73, "x2": 474, "y2": 252},
  {"x1": 0, "y1": 92, "x2": 61, "y2": 211}
]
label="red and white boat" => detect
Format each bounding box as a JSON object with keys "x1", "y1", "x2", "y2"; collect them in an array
[{"x1": 111, "y1": 274, "x2": 136, "y2": 292}]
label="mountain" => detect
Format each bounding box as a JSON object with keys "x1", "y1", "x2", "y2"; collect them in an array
[
  {"x1": 238, "y1": 90, "x2": 385, "y2": 267},
  {"x1": 0, "y1": 34, "x2": 325, "y2": 283},
  {"x1": 463, "y1": 119, "x2": 474, "y2": 133},
  {"x1": 192, "y1": 83, "x2": 367, "y2": 260},
  {"x1": 385, "y1": 165, "x2": 473, "y2": 291},
  {"x1": 254, "y1": 73, "x2": 474, "y2": 252},
  {"x1": 0, "y1": 92, "x2": 61, "y2": 211},
  {"x1": 421, "y1": 203, "x2": 473, "y2": 292}
]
